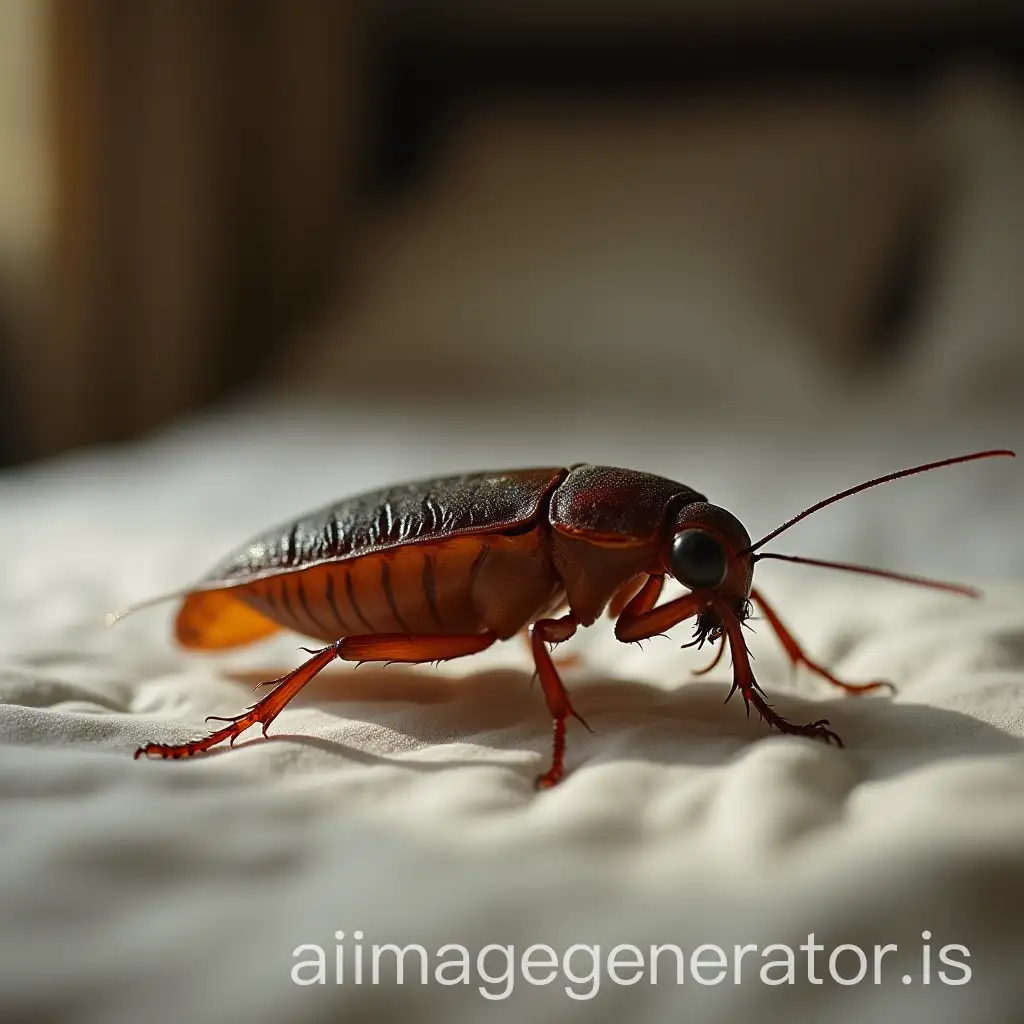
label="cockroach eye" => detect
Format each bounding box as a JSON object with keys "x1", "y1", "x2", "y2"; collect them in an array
[{"x1": 670, "y1": 530, "x2": 728, "y2": 590}]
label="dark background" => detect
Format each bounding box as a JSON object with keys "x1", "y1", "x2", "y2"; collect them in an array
[{"x1": 0, "y1": 0, "x2": 1021, "y2": 464}]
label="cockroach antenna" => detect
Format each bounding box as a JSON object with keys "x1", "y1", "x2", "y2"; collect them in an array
[{"x1": 743, "y1": 449, "x2": 1016, "y2": 597}]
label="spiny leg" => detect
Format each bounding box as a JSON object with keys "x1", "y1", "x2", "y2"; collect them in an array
[
  {"x1": 612, "y1": 579, "x2": 842, "y2": 747},
  {"x1": 518, "y1": 628, "x2": 581, "y2": 670},
  {"x1": 134, "y1": 644, "x2": 340, "y2": 759},
  {"x1": 615, "y1": 577, "x2": 722, "y2": 672},
  {"x1": 135, "y1": 632, "x2": 497, "y2": 759},
  {"x1": 712, "y1": 596, "x2": 843, "y2": 747},
  {"x1": 613, "y1": 575, "x2": 694, "y2": 644},
  {"x1": 530, "y1": 613, "x2": 589, "y2": 789},
  {"x1": 750, "y1": 588, "x2": 895, "y2": 696}
]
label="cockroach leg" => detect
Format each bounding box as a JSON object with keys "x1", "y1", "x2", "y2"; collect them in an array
[
  {"x1": 614, "y1": 575, "x2": 665, "y2": 632},
  {"x1": 613, "y1": 578, "x2": 704, "y2": 646},
  {"x1": 134, "y1": 643, "x2": 341, "y2": 759},
  {"x1": 135, "y1": 632, "x2": 497, "y2": 760},
  {"x1": 607, "y1": 573, "x2": 651, "y2": 619},
  {"x1": 692, "y1": 640, "x2": 726, "y2": 677},
  {"x1": 529, "y1": 614, "x2": 588, "y2": 789},
  {"x1": 336, "y1": 632, "x2": 497, "y2": 664},
  {"x1": 519, "y1": 629, "x2": 581, "y2": 670},
  {"x1": 612, "y1": 586, "x2": 843, "y2": 747},
  {"x1": 712, "y1": 597, "x2": 844, "y2": 747},
  {"x1": 750, "y1": 589, "x2": 896, "y2": 696}
]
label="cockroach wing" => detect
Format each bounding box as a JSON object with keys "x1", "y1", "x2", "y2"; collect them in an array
[{"x1": 200, "y1": 467, "x2": 569, "y2": 586}]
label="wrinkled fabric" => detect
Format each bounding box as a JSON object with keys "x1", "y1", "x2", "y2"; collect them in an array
[{"x1": 1, "y1": 401, "x2": 1021, "y2": 1022}]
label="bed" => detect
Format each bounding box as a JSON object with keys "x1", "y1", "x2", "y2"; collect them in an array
[{"x1": 2, "y1": 86, "x2": 1023, "y2": 1023}]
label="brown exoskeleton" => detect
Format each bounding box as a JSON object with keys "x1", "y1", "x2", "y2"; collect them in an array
[{"x1": 111, "y1": 450, "x2": 1014, "y2": 787}]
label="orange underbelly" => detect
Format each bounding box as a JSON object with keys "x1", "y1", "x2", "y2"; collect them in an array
[{"x1": 234, "y1": 529, "x2": 561, "y2": 643}]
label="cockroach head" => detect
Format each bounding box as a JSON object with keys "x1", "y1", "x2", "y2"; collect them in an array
[{"x1": 662, "y1": 501, "x2": 754, "y2": 615}]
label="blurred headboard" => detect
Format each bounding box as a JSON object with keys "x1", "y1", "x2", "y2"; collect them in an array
[{"x1": 2, "y1": 0, "x2": 1020, "y2": 463}]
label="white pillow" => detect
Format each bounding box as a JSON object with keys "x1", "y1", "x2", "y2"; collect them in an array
[{"x1": 287, "y1": 97, "x2": 926, "y2": 411}]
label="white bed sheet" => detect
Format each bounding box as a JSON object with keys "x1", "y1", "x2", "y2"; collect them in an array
[
  {"x1": 1, "y1": 396, "x2": 1023, "y2": 1023},
  {"x1": 5, "y1": 74, "x2": 1024, "y2": 1024}
]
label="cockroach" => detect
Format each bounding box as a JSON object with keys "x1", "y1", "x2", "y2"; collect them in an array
[{"x1": 112, "y1": 449, "x2": 1013, "y2": 788}]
